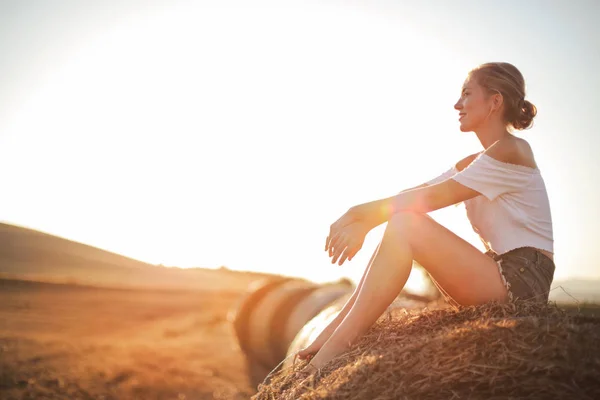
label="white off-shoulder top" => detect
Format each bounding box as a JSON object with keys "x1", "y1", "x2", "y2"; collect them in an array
[{"x1": 426, "y1": 153, "x2": 554, "y2": 255}]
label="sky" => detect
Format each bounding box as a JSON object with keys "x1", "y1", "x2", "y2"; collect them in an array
[{"x1": 1, "y1": 0, "x2": 599, "y2": 286}]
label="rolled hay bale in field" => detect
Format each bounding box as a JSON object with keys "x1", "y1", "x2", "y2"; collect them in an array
[
  {"x1": 229, "y1": 277, "x2": 292, "y2": 356},
  {"x1": 280, "y1": 283, "x2": 353, "y2": 356},
  {"x1": 254, "y1": 301, "x2": 600, "y2": 400},
  {"x1": 245, "y1": 279, "x2": 318, "y2": 368},
  {"x1": 229, "y1": 277, "x2": 354, "y2": 378}
]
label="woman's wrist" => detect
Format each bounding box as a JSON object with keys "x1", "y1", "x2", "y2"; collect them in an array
[
  {"x1": 353, "y1": 203, "x2": 385, "y2": 229},
  {"x1": 346, "y1": 205, "x2": 360, "y2": 219}
]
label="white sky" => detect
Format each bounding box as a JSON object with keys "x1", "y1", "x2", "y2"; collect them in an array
[{"x1": 1, "y1": 0, "x2": 599, "y2": 285}]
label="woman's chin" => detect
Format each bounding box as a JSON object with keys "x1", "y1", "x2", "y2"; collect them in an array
[{"x1": 459, "y1": 122, "x2": 473, "y2": 132}]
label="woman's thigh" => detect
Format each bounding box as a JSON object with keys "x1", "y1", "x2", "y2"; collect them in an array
[{"x1": 388, "y1": 212, "x2": 509, "y2": 306}]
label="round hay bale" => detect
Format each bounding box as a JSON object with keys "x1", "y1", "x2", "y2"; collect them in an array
[
  {"x1": 246, "y1": 279, "x2": 317, "y2": 368},
  {"x1": 282, "y1": 283, "x2": 353, "y2": 356},
  {"x1": 229, "y1": 277, "x2": 293, "y2": 356},
  {"x1": 231, "y1": 278, "x2": 355, "y2": 374},
  {"x1": 284, "y1": 294, "x2": 351, "y2": 369},
  {"x1": 255, "y1": 301, "x2": 600, "y2": 400}
]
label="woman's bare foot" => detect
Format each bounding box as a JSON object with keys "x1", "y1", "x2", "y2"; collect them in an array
[
  {"x1": 306, "y1": 337, "x2": 350, "y2": 370},
  {"x1": 297, "y1": 343, "x2": 319, "y2": 360},
  {"x1": 296, "y1": 320, "x2": 342, "y2": 360}
]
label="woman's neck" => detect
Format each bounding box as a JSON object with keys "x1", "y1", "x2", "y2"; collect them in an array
[{"x1": 474, "y1": 124, "x2": 511, "y2": 149}]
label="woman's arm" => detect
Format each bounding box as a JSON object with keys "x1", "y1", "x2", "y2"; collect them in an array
[
  {"x1": 350, "y1": 152, "x2": 481, "y2": 230},
  {"x1": 326, "y1": 153, "x2": 482, "y2": 261},
  {"x1": 348, "y1": 184, "x2": 427, "y2": 230},
  {"x1": 352, "y1": 178, "x2": 480, "y2": 226}
]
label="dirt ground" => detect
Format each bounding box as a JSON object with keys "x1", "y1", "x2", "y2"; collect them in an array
[{"x1": 0, "y1": 278, "x2": 257, "y2": 400}]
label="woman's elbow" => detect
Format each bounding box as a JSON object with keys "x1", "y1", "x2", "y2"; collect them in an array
[{"x1": 421, "y1": 188, "x2": 447, "y2": 213}]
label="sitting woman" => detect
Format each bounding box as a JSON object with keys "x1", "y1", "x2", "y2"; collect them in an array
[{"x1": 298, "y1": 62, "x2": 555, "y2": 372}]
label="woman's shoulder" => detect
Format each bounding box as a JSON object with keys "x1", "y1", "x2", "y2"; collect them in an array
[
  {"x1": 455, "y1": 153, "x2": 480, "y2": 171},
  {"x1": 484, "y1": 136, "x2": 537, "y2": 169}
]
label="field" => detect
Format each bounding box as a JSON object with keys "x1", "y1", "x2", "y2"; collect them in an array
[
  {"x1": 1, "y1": 223, "x2": 599, "y2": 399},
  {"x1": 0, "y1": 278, "x2": 257, "y2": 400}
]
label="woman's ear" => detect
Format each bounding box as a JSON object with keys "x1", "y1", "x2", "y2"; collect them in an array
[{"x1": 492, "y1": 93, "x2": 504, "y2": 112}]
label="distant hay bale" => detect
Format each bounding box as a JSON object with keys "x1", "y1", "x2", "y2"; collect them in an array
[
  {"x1": 253, "y1": 301, "x2": 600, "y2": 400},
  {"x1": 229, "y1": 277, "x2": 353, "y2": 385}
]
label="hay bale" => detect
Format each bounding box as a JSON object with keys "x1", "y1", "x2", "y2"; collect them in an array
[
  {"x1": 253, "y1": 301, "x2": 600, "y2": 400},
  {"x1": 283, "y1": 283, "x2": 353, "y2": 356},
  {"x1": 229, "y1": 277, "x2": 354, "y2": 387}
]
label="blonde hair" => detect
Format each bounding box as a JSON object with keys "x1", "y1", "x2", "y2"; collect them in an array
[{"x1": 469, "y1": 62, "x2": 537, "y2": 130}]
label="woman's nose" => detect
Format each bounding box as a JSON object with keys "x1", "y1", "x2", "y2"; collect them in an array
[{"x1": 454, "y1": 100, "x2": 462, "y2": 110}]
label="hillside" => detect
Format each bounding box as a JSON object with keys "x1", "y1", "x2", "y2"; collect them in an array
[{"x1": 0, "y1": 222, "x2": 278, "y2": 292}]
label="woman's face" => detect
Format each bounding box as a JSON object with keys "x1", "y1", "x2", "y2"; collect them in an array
[{"x1": 454, "y1": 77, "x2": 493, "y2": 132}]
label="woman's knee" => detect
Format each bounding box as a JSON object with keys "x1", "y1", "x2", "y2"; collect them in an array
[{"x1": 387, "y1": 211, "x2": 429, "y2": 237}]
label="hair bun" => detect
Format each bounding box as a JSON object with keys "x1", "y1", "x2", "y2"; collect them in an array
[{"x1": 512, "y1": 99, "x2": 537, "y2": 130}]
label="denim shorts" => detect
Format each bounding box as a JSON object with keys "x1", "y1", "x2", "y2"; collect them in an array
[{"x1": 487, "y1": 247, "x2": 556, "y2": 304}]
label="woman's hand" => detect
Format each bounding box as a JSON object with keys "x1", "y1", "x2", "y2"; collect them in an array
[
  {"x1": 325, "y1": 207, "x2": 360, "y2": 256},
  {"x1": 327, "y1": 221, "x2": 370, "y2": 266}
]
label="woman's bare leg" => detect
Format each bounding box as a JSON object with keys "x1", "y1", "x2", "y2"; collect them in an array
[
  {"x1": 307, "y1": 211, "x2": 509, "y2": 368},
  {"x1": 298, "y1": 243, "x2": 381, "y2": 359}
]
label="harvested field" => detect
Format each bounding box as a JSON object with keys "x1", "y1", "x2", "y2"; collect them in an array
[
  {"x1": 0, "y1": 278, "x2": 257, "y2": 400},
  {"x1": 2, "y1": 277, "x2": 599, "y2": 400},
  {"x1": 254, "y1": 301, "x2": 600, "y2": 400},
  {"x1": 2, "y1": 223, "x2": 600, "y2": 399}
]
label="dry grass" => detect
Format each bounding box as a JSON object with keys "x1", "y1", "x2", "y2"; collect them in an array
[{"x1": 254, "y1": 300, "x2": 600, "y2": 400}]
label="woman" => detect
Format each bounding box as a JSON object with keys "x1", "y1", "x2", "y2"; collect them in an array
[{"x1": 297, "y1": 62, "x2": 555, "y2": 373}]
